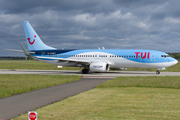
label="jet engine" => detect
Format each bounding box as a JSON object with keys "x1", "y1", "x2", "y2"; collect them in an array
[{"x1": 89, "y1": 62, "x2": 109, "y2": 72}]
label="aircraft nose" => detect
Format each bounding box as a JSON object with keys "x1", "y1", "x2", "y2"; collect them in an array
[
  {"x1": 171, "y1": 58, "x2": 178, "y2": 65},
  {"x1": 168, "y1": 57, "x2": 178, "y2": 65},
  {"x1": 175, "y1": 60, "x2": 178, "y2": 64}
]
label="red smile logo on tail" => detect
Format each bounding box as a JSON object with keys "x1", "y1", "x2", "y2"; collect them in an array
[{"x1": 27, "y1": 35, "x2": 36, "y2": 45}]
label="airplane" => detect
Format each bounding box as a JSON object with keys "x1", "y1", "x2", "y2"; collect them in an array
[{"x1": 6, "y1": 21, "x2": 178, "y2": 74}]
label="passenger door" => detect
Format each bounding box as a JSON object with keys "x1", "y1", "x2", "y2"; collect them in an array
[{"x1": 151, "y1": 53, "x2": 156, "y2": 62}]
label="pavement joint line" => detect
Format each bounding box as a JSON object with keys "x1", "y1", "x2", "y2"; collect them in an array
[{"x1": 83, "y1": 77, "x2": 116, "y2": 78}]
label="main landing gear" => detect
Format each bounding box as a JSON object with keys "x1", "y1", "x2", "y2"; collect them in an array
[
  {"x1": 82, "y1": 69, "x2": 89, "y2": 74},
  {"x1": 156, "y1": 70, "x2": 160, "y2": 75}
]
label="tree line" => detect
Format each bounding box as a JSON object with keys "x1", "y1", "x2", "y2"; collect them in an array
[
  {"x1": 0, "y1": 56, "x2": 33, "y2": 60},
  {"x1": 168, "y1": 53, "x2": 180, "y2": 60}
]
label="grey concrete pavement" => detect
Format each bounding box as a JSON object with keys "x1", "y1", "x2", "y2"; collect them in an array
[{"x1": 0, "y1": 69, "x2": 180, "y2": 76}]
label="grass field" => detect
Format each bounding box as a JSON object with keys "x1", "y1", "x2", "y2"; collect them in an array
[
  {"x1": 0, "y1": 60, "x2": 82, "y2": 70},
  {"x1": 0, "y1": 60, "x2": 180, "y2": 72},
  {"x1": 97, "y1": 76, "x2": 180, "y2": 89},
  {"x1": 13, "y1": 76, "x2": 180, "y2": 120},
  {"x1": 0, "y1": 74, "x2": 81, "y2": 98}
]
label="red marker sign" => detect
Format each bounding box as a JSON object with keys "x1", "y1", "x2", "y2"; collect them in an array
[{"x1": 28, "y1": 111, "x2": 37, "y2": 120}]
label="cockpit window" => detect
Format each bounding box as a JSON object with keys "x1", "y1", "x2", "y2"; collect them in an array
[{"x1": 161, "y1": 55, "x2": 170, "y2": 58}]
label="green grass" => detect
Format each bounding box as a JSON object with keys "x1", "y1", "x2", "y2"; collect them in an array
[
  {"x1": 0, "y1": 74, "x2": 81, "y2": 98},
  {"x1": 97, "y1": 76, "x2": 180, "y2": 89},
  {"x1": 13, "y1": 76, "x2": 180, "y2": 120},
  {"x1": 0, "y1": 60, "x2": 82, "y2": 70},
  {"x1": 13, "y1": 88, "x2": 180, "y2": 120}
]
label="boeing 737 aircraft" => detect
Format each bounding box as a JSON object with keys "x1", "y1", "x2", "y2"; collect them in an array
[{"x1": 7, "y1": 21, "x2": 178, "y2": 74}]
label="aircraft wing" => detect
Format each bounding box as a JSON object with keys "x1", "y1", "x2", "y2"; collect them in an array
[{"x1": 36, "y1": 56, "x2": 91, "y2": 65}]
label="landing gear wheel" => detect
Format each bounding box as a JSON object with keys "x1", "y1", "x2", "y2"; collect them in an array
[
  {"x1": 156, "y1": 70, "x2": 160, "y2": 75},
  {"x1": 82, "y1": 69, "x2": 89, "y2": 74}
]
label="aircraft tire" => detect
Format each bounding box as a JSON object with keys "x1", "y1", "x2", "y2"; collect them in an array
[
  {"x1": 156, "y1": 70, "x2": 160, "y2": 74},
  {"x1": 82, "y1": 69, "x2": 89, "y2": 74}
]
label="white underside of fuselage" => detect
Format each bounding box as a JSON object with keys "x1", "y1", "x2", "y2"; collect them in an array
[{"x1": 38, "y1": 56, "x2": 177, "y2": 69}]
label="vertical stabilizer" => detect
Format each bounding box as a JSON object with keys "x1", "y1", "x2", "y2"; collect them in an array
[{"x1": 23, "y1": 21, "x2": 56, "y2": 51}]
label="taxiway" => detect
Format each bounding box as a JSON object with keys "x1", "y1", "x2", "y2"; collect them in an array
[{"x1": 0, "y1": 69, "x2": 180, "y2": 76}]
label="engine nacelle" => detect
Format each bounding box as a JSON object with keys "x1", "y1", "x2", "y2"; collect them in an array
[
  {"x1": 111, "y1": 68, "x2": 127, "y2": 70},
  {"x1": 89, "y1": 62, "x2": 109, "y2": 72}
]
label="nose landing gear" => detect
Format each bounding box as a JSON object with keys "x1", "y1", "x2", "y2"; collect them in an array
[{"x1": 156, "y1": 67, "x2": 166, "y2": 74}]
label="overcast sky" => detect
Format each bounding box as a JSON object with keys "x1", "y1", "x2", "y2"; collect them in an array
[{"x1": 1, "y1": 0, "x2": 180, "y2": 56}]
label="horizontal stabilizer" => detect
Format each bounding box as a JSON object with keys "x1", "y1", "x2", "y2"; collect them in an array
[
  {"x1": 5, "y1": 49, "x2": 24, "y2": 53},
  {"x1": 5, "y1": 49, "x2": 35, "y2": 54},
  {"x1": 5, "y1": 44, "x2": 35, "y2": 56}
]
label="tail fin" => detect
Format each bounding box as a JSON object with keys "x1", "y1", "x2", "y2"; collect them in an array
[{"x1": 23, "y1": 21, "x2": 56, "y2": 51}]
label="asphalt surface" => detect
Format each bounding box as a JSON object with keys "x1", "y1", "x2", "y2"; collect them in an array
[
  {"x1": 0, "y1": 78, "x2": 111, "y2": 119},
  {"x1": 1, "y1": 69, "x2": 180, "y2": 76}
]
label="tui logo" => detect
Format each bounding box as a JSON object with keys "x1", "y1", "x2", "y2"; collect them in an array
[
  {"x1": 27, "y1": 35, "x2": 36, "y2": 45},
  {"x1": 135, "y1": 52, "x2": 150, "y2": 59}
]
